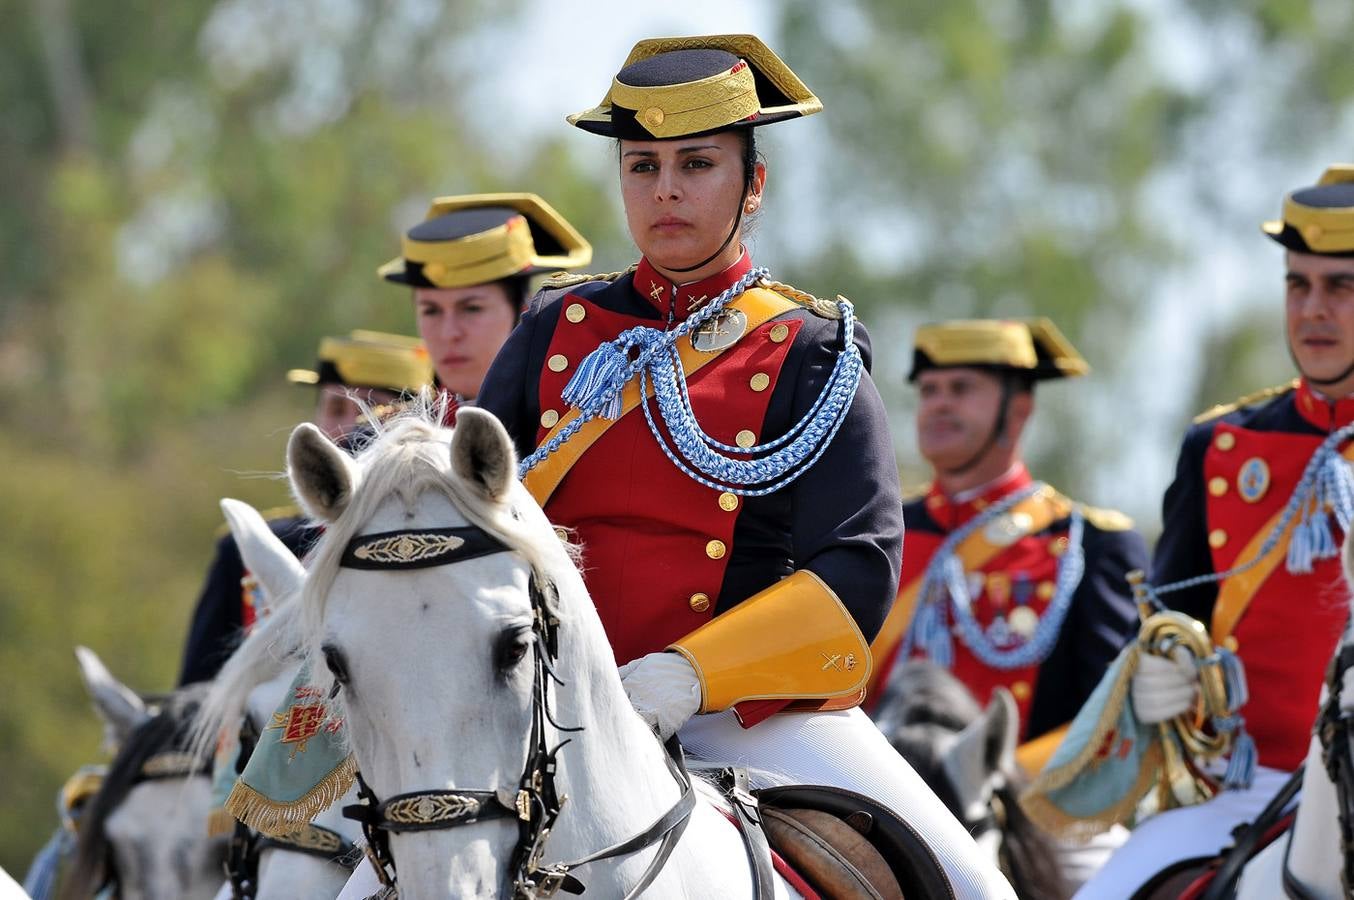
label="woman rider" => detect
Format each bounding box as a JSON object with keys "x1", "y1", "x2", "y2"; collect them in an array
[
  {"x1": 379, "y1": 193, "x2": 592, "y2": 418},
  {"x1": 181, "y1": 197, "x2": 588, "y2": 686},
  {"x1": 477, "y1": 35, "x2": 1013, "y2": 898}
]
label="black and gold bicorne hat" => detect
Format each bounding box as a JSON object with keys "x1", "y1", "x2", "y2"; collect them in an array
[
  {"x1": 287, "y1": 330, "x2": 433, "y2": 393},
  {"x1": 1263, "y1": 165, "x2": 1354, "y2": 256},
  {"x1": 379, "y1": 193, "x2": 591, "y2": 289},
  {"x1": 908, "y1": 318, "x2": 1090, "y2": 383},
  {"x1": 567, "y1": 34, "x2": 821, "y2": 140}
]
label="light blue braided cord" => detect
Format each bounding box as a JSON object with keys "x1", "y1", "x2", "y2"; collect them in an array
[
  {"x1": 634, "y1": 302, "x2": 863, "y2": 495},
  {"x1": 518, "y1": 267, "x2": 866, "y2": 498},
  {"x1": 517, "y1": 267, "x2": 769, "y2": 478},
  {"x1": 1145, "y1": 421, "x2": 1354, "y2": 609},
  {"x1": 900, "y1": 483, "x2": 1044, "y2": 664},
  {"x1": 946, "y1": 506, "x2": 1087, "y2": 669}
]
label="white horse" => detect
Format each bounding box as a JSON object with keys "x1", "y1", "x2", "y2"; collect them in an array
[
  {"x1": 222, "y1": 405, "x2": 999, "y2": 899},
  {"x1": 62, "y1": 648, "x2": 225, "y2": 900},
  {"x1": 1231, "y1": 544, "x2": 1354, "y2": 900},
  {"x1": 196, "y1": 499, "x2": 363, "y2": 900}
]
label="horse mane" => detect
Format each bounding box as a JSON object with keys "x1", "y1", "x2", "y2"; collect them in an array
[
  {"x1": 873, "y1": 660, "x2": 1068, "y2": 899},
  {"x1": 62, "y1": 684, "x2": 209, "y2": 900},
  {"x1": 191, "y1": 593, "x2": 304, "y2": 763}
]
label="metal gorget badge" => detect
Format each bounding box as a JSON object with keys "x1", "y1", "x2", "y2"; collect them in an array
[{"x1": 690, "y1": 309, "x2": 747, "y2": 352}]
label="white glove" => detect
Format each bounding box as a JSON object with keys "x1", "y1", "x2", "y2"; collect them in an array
[
  {"x1": 1131, "y1": 647, "x2": 1199, "y2": 725},
  {"x1": 617, "y1": 652, "x2": 703, "y2": 740}
]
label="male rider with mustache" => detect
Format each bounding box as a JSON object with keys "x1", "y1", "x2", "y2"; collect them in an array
[
  {"x1": 868, "y1": 319, "x2": 1145, "y2": 765},
  {"x1": 1075, "y1": 166, "x2": 1354, "y2": 896}
]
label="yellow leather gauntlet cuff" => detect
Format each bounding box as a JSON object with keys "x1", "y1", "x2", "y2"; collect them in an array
[{"x1": 668, "y1": 570, "x2": 872, "y2": 712}]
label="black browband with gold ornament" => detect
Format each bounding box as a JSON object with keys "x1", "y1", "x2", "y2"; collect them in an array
[
  {"x1": 340, "y1": 526, "x2": 512, "y2": 571},
  {"x1": 336, "y1": 520, "x2": 700, "y2": 899}
]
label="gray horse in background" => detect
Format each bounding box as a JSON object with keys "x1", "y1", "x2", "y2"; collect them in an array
[{"x1": 873, "y1": 660, "x2": 1069, "y2": 900}]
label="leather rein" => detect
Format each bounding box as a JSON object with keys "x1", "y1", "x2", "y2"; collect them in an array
[{"x1": 333, "y1": 525, "x2": 699, "y2": 899}]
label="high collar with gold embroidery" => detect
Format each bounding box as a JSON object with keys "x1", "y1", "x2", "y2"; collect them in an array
[
  {"x1": 632, "y1": 250, "x2": 753, "y2": 320},
  {"x1": 924, "y1": 464, "x2": 1034, "y2": 531},
  {"x1": 1294, "y1": 379, "x2": 1354, "y2": 432}
]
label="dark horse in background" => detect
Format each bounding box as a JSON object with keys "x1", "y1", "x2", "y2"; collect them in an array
[
  {"x1": 55, "y1": 649, "x2": 224, "y2": 900},
  {"x1": 873, "y1": 660, "x2": 1069, "y2": 900}
]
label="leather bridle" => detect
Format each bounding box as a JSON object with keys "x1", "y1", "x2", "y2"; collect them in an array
[
  {"x1": 334, "y1": 524, "x2": 698, "y2": 899},
  {"x1": 1308, "y1": 638, "x2": 1354, "y2": 900}
]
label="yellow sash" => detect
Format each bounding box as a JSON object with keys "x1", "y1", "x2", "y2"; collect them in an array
[
  {"x1": 1210, "y1": 442, "x2": 1354, "y2": 641},
  {"x1": 523, "y1": 287, "x2": 797, "y2": 506},
  {"x1": 869, "y1": 488, "x2": 1072, "y2": 669}
]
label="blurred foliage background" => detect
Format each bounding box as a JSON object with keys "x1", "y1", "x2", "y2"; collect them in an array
[{"x1": 4, "y1": 0, "x2": 1354, "y2": 876}]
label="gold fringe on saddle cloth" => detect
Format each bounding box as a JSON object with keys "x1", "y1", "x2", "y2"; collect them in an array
[
  {"x1": 1020, "y1": 645, "x2": 1165, "y2": 841},
  {"x1": 225, "y1": 755, "x2": 356, "y2": 838},
  {"x1": 207, "y1": 807, "x2": 237, "y2": 838}
]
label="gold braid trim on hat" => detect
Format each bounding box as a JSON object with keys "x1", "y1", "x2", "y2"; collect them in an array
[
  {"x1": 224, "y1": 756, "x2": 357, "y2": 838},
  {"x1": 759, "y1": 279, "x2": 843, "y2": 320}
]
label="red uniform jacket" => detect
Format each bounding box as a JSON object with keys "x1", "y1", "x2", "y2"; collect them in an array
[
  {"x1": 1153, "y1": 380, "x2": 1352, "y2": 771},
  {"x1": 477, "y1": 253, "x2": 903, "y2": 667},
  {"x1": 871, "y1": 466, "x2": 1144, "y2": 740}
]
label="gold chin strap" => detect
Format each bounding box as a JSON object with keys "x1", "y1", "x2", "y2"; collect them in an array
[{"x1": 667, "y1": 570, "x2": 871, "y2": 712}]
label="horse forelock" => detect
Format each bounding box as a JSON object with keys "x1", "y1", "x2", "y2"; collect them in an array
[{"x1": 294, "y1": 406, "x2": 578, "y2": 704}]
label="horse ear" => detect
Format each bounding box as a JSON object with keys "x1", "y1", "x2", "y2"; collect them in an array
[
  {"x1": 982, "y1": 687, "x2": 1020, "y2": 774},
  {"x1": 220, "y1": 498, "x2": 305, "y2": 613},
  {"x1": 449, "y1": 408, "x2": 517, "y2": 503},
  {"x1": 75, "y1": 646, "x2": 150, "y2": 753},
  {"x1": 288, "y1": 423, "x2": 361, "y2": 522},
  {"x1": 945, "y1": 686, "x2": 1020, "y2": 795}
]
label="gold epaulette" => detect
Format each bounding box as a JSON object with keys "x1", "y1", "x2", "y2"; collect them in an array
[
  {"x1": 1076, "y1": 503, "x2": 1134, "y2": 532},
  {"x1": 1041, "y1": 485, "x2": 1133, "y2": 531},
  {"x1": 214, "y1": 504, "x2": 302, "y2": 539},
  {"x1": 1192, "y1": 379, "x2": 1300, "y2": 425},
  {"x1": 540, "y1": 265, "x2": 637, "y2": 290},
  {"x1": 759, "y1": 278, "x2": 844, "y2": 320}
]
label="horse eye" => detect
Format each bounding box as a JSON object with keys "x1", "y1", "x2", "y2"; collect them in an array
[
  {"x1": 495, "y1": 629, "x2": 533, "y2": 675},
  {"x1": 322, "y1": 643, "x2": 350, "y2": 686}
]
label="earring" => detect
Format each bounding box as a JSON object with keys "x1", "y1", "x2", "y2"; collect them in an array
[{"x1": 744, "y1": 199, "x2": 759, "y2": 214}]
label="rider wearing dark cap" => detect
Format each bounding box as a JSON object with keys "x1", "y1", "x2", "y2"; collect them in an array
[
  {"x1": 478, "y1": 34, "x2": 1013, "y2": 898},
  {"x1": 1076, "y1": 164, "x2": 1354, "y2": 897},
  {"x1": 870, "y1": 319, "x2": 1144, "y2": 770},
  {"x1": 380, "y1": 193, "x2": 591, "y2": 419},
  {"x1": 177, "y1": 331, "x2": 431, "y2": 686}
]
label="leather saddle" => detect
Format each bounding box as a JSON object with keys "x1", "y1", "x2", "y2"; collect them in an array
[{"x1": 756, "y1": 785, "x2": 957, "y2": 900}]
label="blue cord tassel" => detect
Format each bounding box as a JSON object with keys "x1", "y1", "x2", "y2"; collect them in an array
[
  {"x1": 1217, "y1": 647, "x2": 1249, "y2": 710},
  {"x1": 1222, "y1": 729, "x2": 1257, "y2": 790},
  {"x1": 1288, "y1": 510, "x2": 1315, "y2": 574},
  {"x1": 913, "y1": 601, "x2": 954, "y2": 669},
  {"x1": 560, "y1": 341, "x2": 633, "y2": 419}
]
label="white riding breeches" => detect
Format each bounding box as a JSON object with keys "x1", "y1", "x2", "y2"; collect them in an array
[
  {"x1": 1073, "y1": 765, "x2": 1294, "y2": 900},
  {"x1": 677, "y1": 707, "x2": 1017, "y2": 900}
]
